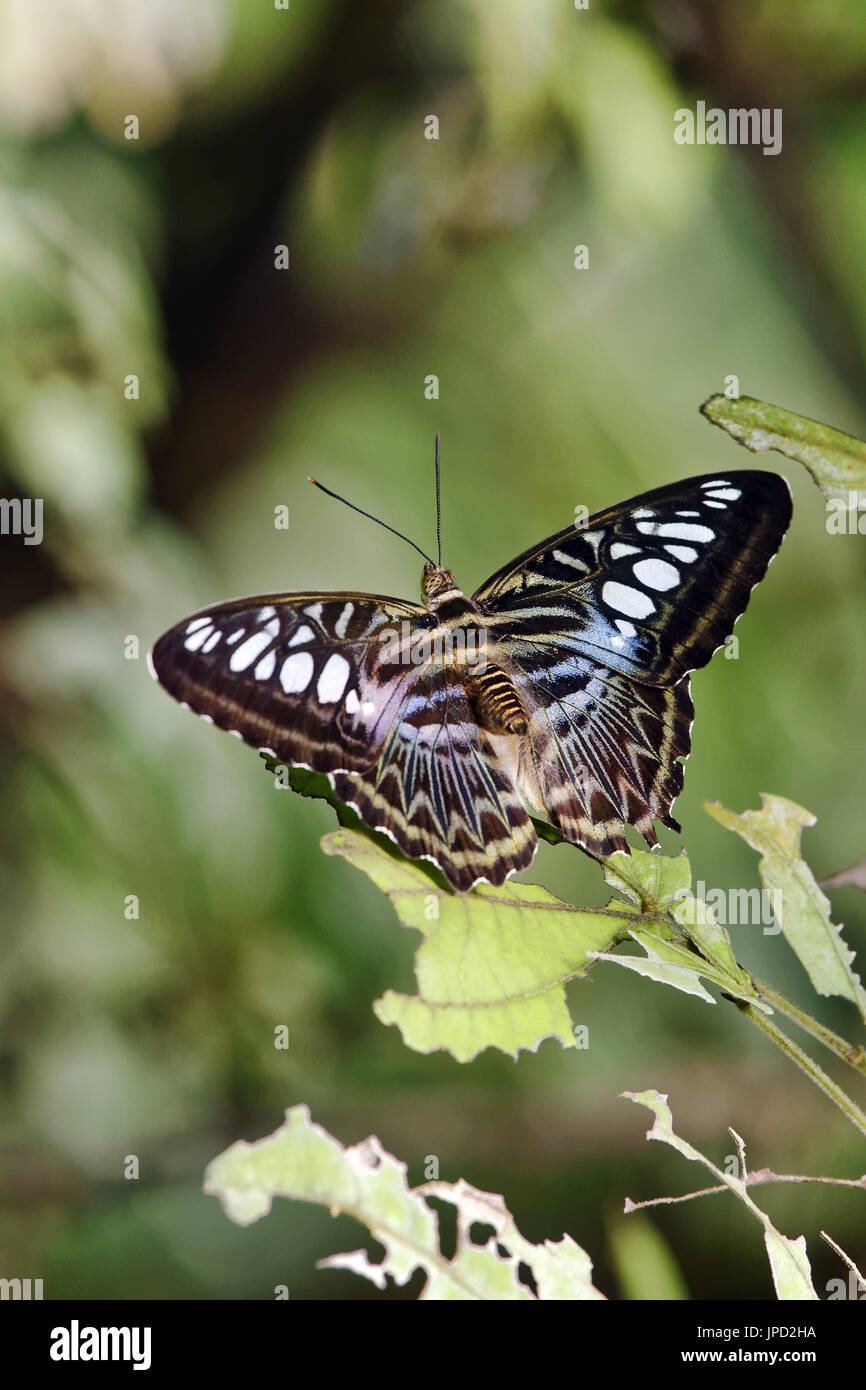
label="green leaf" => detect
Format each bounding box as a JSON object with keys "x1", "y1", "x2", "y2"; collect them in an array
[
  {"x1": 700, "y1": 393, "x2": 866, "y2": 503},
  {"x1": 592, "y1": 925, "x2": 768, "y2": 1009},
  {"x1": 595, "y1": 850, "x2": 768, "y2": 1008},
  {"x1": 705, "y1": 796, "x2": 866, "y2": 1022},
  {"x1": 205, "y1": 1105, "x2": 605, "y2": 1300},
  {"x1": 670, "y1": 892, "x2": 746, "y2": 982},
  {"x1": 321, "y1": 827, "x2": 630, "y2": 1061},
  {"x1": 603, "y1": 846, "x2": 691, "y2": 912},
  {"x1": 624, "y1": 1090, "x2": 818, "y2": 1300},
  {"x1": 592, "y1": 932, "x2": 716, "y2": 1004}
]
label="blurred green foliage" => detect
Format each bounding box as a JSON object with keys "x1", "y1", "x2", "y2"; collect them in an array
[{"x1": 1, "y1": 0, "x2": 865, "y2": 1299}]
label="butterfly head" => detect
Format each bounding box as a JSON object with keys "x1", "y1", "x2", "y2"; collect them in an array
[{"x1": 421, "y1": 562, "x2": 459, "y2": 607}]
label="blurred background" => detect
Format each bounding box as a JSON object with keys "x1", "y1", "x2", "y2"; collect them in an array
[{"x1": 1, "y1": 0, "x2": 865, "y2": 1300}]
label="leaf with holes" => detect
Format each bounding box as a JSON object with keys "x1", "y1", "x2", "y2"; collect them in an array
[{"x1": 205, "y1": 1105, "x2": 605, "y2": 1300}]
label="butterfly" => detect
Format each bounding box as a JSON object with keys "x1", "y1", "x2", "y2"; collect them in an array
[{"x1": 149, "y1": 466, "x2": 791, "y2": 892}]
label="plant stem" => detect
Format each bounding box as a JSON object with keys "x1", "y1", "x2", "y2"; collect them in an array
[
  {"x1": 748, "y1": 975, "x2": 866, "y2": 1079},
  {"x1": 733, "y1": 1000, "x2": 866, "y2": 1139}
]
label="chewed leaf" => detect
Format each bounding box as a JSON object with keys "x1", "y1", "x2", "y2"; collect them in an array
[
  {"x1": 705, "y1": 796, "x2": 866, "y2": 1021},
  {"x1": 624, "y1": 1090, "x2": 818, "y2": 1300},
  {"x1": 701, "y1": 393, "x2": 866, "y2": 503},
  {"x1": 419, "y1": 1178, "x2": 603, "y2": 1300},
  {"x1": 764, "y1": 1230, "x2": 817, "y2": 1302},
  {"x1": 322, "y1": 828, "x2": 629, "y2": 1061},
  {"x1": 205, "y1": 1106, "x2": 604, "y2": 1300}
]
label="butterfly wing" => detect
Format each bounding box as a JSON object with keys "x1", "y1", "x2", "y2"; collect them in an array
[
  {"x1": 332, "y1": 661, "x2": 536, "y2": 892},
  {"x1": 150, "y1": 591, "x2": 536, "y2": 890},
  {"x1": 473, "y1": 471, "x2": 791, "y2": 857},
  {"x1": 503, "y1": 660, "x2": 694, "y2": 858},
  {"x1": 475, "y1": 471, "x2": 791, "y2": 685},
  {"x1": 149, "y1": 592, "x2": 430, "y2": 776}
]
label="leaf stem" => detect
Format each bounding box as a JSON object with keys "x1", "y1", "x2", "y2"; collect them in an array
[
  {"x1": 748, "y1": 974, "x2": 866, "y2": 1079},
  {"x1": 733, "y1": 1000, "x2": 866, "y2": 1139}
]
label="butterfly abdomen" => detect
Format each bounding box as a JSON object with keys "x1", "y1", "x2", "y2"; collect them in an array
[{"x1": 466, "y1": 664, "x2": 528, "y2": 736}]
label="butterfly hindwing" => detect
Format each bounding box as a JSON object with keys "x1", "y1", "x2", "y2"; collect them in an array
[
  {"x1": 333, "y1": 662, "x2": 536, "y2": 892},
  {"x1": 508, "y1": 659, "x2": 694, "y2": 858}
]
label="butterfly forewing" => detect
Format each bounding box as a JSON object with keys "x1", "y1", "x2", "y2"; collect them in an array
[
  {"x1": 150, "y1": 592, "x2": 430, "y2": 776},
  {"x1": 474, "y1": 471, "x2": 792, "y2": 685},
  {"x1": 150, "y1": 590, "x2": 535, "y2": 889}
]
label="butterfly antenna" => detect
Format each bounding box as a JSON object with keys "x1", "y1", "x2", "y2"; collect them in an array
[
  {"x1": 307, "y1": 477, "x2": 436, "y2": 565},
  {"x1": 434, "y1": 432, "x2": 442, "y2": 567}
]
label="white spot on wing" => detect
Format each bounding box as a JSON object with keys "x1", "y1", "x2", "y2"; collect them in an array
[
  {"x1": 317, "y1": 653, "x2": 350, "y2": 703},
  {"x1": 345, "y1": 689, "x2": 360, "y2": 715},
  {"x1": 335, "y1": 602, "x2": 355, "y2": 638},
  {"x1": 185, "y1": 617, "x2": 211, "y2": 634},
  {"x1": 289, "y1": 624, "x2": 315, "y2": 647},
  {"x1": 701, "y1": 479, "x2": 729, "y2": 488},
  {"x1": 303, "y1": 603, "x2": 323, "y2": 622},
  {"x1": 633, "y1": 557, "x2": 680, "y2": 591},
  {"x1": 184, "y1": 625, "x2": 214, "y2": 652},
  {"x1": 610, "y1": 542, "x2": 640, "y2": 560},
  {"x1": 202, "y1": 630, "x2": 222, "y2": 652},
  {"x1": 615, "y1": 618, "x2": 637, "y2": 637},
  {"x1": 226, "y1": 629, "x2": 245, "y2": 645},
  {"x1": 280, "y1": 651, "x2": 314, "y2": 693},
  {"x1": 254, "y1": 650, "x2": 276, "y2": 681},
  {"x1": 258, "y1": 606, "x2": 277, "y2": 620},
  {"x1": 230, "y1": 629, "x2": 274, "y2": 671},
  {"x1": 631, "y1": 509, "x2": 654, "y2": 519},
  {"x1": 665, "y1": 544, "x2": 698, "y2": 562},
  {"x1": 602, "y1": 582, "x2": 655, "y2": 619},
  {"x1": 639, "y1": 522, "x2": 714, "y2": 542}
]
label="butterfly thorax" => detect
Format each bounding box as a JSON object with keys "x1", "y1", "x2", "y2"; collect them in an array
[{"x1": 421, "y1": 563, "x2": 528, "y2": 736}]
